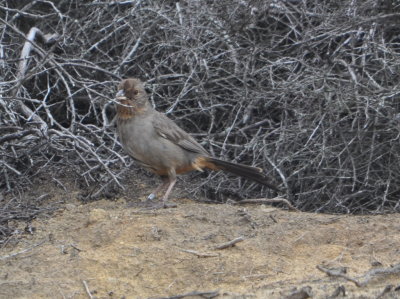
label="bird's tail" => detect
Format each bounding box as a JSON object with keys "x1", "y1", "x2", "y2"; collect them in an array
[{"x1": 200, "y1": 157, "x2": 281, "y2": 192}]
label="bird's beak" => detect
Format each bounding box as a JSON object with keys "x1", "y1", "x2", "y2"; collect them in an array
[{"x1": 116, "y1": 89, "x2": 125, "y2": 99}]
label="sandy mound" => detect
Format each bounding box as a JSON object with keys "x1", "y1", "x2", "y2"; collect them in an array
[{"x1": 1, "y1": 196, "x2": 400, "y2": 298}]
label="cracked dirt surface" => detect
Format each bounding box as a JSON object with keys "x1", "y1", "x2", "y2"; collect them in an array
[{"x1": 1, "y1": 192, "x2": 400, "y2": 299}]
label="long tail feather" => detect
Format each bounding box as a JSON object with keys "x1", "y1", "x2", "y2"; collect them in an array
[{"x1": 206, "y1": 157, "x2": 281, "y2": 192}]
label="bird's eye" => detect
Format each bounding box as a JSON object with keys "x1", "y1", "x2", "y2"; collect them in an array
[{"x1": 133, "y1": 89, "x2": 139, "y2": 95}]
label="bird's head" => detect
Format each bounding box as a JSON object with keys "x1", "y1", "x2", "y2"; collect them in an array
[{"x1": 116, "y1": 78, "x2": 149, "y2": 118}]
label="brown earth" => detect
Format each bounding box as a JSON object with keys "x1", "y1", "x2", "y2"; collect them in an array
[{"x1": 1, "y1": 184, "x2": 400, "y2": 299}]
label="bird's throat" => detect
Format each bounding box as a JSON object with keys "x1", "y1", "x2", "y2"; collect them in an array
[{"x1": 116, "y1": 99, "x2": 148, "y2": 119}]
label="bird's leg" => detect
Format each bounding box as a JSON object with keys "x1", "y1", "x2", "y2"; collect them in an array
[
  {"x1": 147, "y1": 176, "x2": 169, "y2": 201},
  {"x1": 162, "y1": 178, "x2": 177, "y2": 208},
  {"x1": 162, "y1": 170, "x2": 177, "y2": 208}
]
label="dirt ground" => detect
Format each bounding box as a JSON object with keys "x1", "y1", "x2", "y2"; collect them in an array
[{"x1": 1, "y1": 183, "x2": 400, "y2": 299}]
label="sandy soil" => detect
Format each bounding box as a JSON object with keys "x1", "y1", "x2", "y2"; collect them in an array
[{"x1": 1, "y1": 188, "x2": 400, "y2": 299}]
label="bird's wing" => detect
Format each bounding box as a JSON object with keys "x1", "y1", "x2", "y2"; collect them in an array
[{"x1": 153, "y1": 112, "x2": 209, "y2": 156}]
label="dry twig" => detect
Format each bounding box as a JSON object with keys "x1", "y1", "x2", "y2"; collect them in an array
[
  {"x1": 180, "y1": 249, "x2": 219, "y2": 258},
  {"x1": 151, "y1": 290, "x2": 219, "y2": 299},
  {"x1": 234, "y1": 197, "x2": 298, "y2": 211},
  {"x1": 214, "y1": 236, "x2": 245, "y2": 250},
  {"x1": 317, "y1": 263, "x2": 400, "y2": 287},
  {"x1": 82, "y1": 280, "x2": 94, "y2": 299},
  {"x1": 0, "y1": 239, "x2": 46, "y2": 260}
]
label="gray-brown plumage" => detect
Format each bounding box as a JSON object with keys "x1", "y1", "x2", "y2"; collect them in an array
[{"x1": 115, "y1": 78, "x2": 280, "y2": 207}]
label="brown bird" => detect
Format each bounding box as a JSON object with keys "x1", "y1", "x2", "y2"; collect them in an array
[{"x1": 116, "y1": 78, "x2": 280, "y2": 207}]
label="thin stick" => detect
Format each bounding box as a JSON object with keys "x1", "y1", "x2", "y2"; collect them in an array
[
  {"x1": 0, "y1": 240, "x2": 45, "y2": 260},
  {"x1": 376, "y1": 285, "x2": 394, "y2": 299},
  {"x1": 358, "y1": 263, "x2": 400, "y2": 287},
  {"x1": 180, "y1": 249, "x2": 218, "y2": 258},
  {"x1": 317, "y1": 263, "x2": 400, "y2": 287},
  {"x1": 214, "y1": 236, "x2": 244, "y2": 250},
  {"x1": 234, "y1": 197, "x2": 298, "y2": 211},
  {"x1": 82, "y1": 280, "x2": 94, "y2": 299},
  {"x1": 317, "y1": 265, "x2": 361, "y2": 287},
  {"x1": 70, "y1": 244, "x2": 82, "y2": 252},
  {"x1": 151, "y1": 290, "x2": 219, "y2": 299}
]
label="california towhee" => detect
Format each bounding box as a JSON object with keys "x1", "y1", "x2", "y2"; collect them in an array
[{"x1": 116, "y1": 78, "x2": 280, "y2": 207}]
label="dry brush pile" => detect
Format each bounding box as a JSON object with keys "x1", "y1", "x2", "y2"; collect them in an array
[{"x1": 1, "y1": 0, "x2": 400, "y2": 237}]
